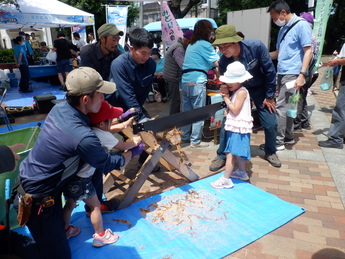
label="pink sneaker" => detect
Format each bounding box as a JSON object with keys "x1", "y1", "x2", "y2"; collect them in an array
[
  {"x1": 92, "y1": 229, "x2": 119, "y2": 247},
  {"x1": 65, "y1": 225, "x2": 81, "y2": 240},
  {"x1": 230, "y1": 169, "x2": 249, "y2": 181}
]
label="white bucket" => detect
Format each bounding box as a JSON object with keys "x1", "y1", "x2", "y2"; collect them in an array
[
  {"x1": 0, "y1": 69, "x2": 6, "y2": 79},
  {"x1": 13, "y1": 68, "x2": 21, "y2": 79},
  {"x1": 3, "y1": 69, "x2": 10, "y2": 76}
]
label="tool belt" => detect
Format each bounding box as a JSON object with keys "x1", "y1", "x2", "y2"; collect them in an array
[{"x1": 16, "y1": 185, "x2": 55, "y2": 227}]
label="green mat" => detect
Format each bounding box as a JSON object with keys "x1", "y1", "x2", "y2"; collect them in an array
[{"x1": 0, "y1": 127, "x2": 41, "y2": 229}]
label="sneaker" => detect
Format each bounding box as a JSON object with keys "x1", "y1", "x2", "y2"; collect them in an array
[
  {"x1": 86, "y1": 202, "x2": 114, "y2": 217},
  {"x1": 301, "y1": 124, "x2": 311, "y2": 130},
  {"x1": 294, "y1": 126, "x2": 303, "y2": 132},
  {"x1": 92, "y1": 229, "x2": 119, "y2": 247},
  {"x1": 210, "y1": 176, "x2": 234, "y2": 189},
  {"x1": 230, "y1": 169, "x2": 249, "y2": 181},
  {"x1": 264, "y1": 153, "x2": 282, "y2": 168},
  {"x1": 65, "y1": 225, "x2": 80, "y2": 240},
  {"x1": 261, "y1": 143, "x2": 286, "y2": 151},
  {"x1": 209, "y1": 157, "x2": 226, "y2": 172},
  {"x1": 276, "y1": 144, "x2": 285, "y2": 151},
  {"x1": 190, "y1": 141, "x2": 209, "y2": 148},
  {"x1": 284, "y1": 138, "x2": 295, "y2": 145},
  {"x1": 318, "y1": 140, "x2": 343, "y2": 149}
]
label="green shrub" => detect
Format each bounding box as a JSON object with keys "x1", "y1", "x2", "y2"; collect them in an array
[{"x1": 0, "y1": 49, "x2": 15, "y2": 63}]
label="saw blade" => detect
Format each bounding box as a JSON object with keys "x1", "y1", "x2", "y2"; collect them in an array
[{"x1": 138, "y1": 101, "x2": 225, "y2": 133}]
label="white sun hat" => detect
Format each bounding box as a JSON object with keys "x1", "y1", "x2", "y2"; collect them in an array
[{"x1": 219, "y1": 61, "x2": 253, "y2": 83}]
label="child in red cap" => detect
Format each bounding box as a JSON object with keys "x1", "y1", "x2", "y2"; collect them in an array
[{"x1": 63, "y1": 100, "x2": 143, "y2": 247}]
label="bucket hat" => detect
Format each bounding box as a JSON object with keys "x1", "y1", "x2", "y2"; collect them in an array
[
  {"x1": 212, "y1": 25, "x2": 243, "y2": 46},
  {"x1": 219, "y1": 61, "x2": 252, "y2": 83}
]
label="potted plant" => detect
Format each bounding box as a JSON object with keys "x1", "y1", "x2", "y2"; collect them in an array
[{"x1": 0, "y1": 49, "x2": 16, "y2": 71}]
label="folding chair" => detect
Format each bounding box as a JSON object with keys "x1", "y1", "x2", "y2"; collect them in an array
[{"x1": 0, "y1": 87, "x2": 13, "y2": 131}]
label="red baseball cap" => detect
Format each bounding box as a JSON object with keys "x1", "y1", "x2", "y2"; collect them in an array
[{"x1": 88, "y1": 100, "x2": 123, "y2": 125}]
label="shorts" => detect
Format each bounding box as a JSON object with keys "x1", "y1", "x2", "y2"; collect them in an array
[
  {"x1": 64, "y1": 176, "x2": 96, "y2": 201},
  {"x1": 56, "y1": 59, "x2": 70, "y2": 74},
  {"x1": 224, "y1": 131, "x2": 251, "y2": 161}
]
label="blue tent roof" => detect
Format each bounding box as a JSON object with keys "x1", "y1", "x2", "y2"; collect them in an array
[{"x1": 144, "y1": 17, "x2": 217, "y2": 32}]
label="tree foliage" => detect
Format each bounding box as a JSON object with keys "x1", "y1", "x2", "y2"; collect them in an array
[
  {"x1": 215, "y1": 0, "x2": 345, "y2": 54},
  {"x1": 168, "y1": 0, "x2": 203, "y2": 19},
  {"x1": 0, "y1": 0, "x2": 20, "y2": 11}
]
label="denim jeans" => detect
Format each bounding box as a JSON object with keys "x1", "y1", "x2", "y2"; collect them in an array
[
  {"x1": 216, "y1": 85, "x2": 278, "y2": 159},
  {"x1": 180, "y1": 82, "x2": 206, "y2": 145}
]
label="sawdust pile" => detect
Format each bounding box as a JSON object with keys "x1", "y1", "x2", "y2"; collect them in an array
[{"x1": 142, "y1": 189, "x2": 229, "y2": 236}]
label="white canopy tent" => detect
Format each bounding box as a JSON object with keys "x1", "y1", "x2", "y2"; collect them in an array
[
  {"x1": 0, "y1": 0, "x2": 94, "y2": 29},
  {"x1": 0, "y1": 0, "x2": 95, "y2": 48}
]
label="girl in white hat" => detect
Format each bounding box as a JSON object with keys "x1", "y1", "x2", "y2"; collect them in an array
[{"x1": 211, "y1": 61, "x2": 254, "y2": 189}]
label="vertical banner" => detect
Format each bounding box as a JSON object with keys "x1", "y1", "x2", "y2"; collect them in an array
[
  {"x1": 313, "y1": 0, "x2": 333, "y2": 64},
  {"x1": 72, "y1": 26, "x2": 87, "y2": 46},
  {"x1": 107, "y1": 6, "x2": 129, "y2": 48},
  {"x1": 161, "y1": 1, "x2": 183, "y2": 47}
]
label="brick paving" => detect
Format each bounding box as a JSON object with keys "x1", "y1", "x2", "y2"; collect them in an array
[{"x1": 4, "y1": 66, "x2": 345, "y2": 258}]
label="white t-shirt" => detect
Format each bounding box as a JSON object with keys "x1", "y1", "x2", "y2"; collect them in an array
[
  {"x1": 338, "y1": 44, "x2": 345, "y2": 58},
  {"x1": 74, "y1": 39, "x2": 86, "y2": 51},
  {"x1": 77, "y1": 128, "x2": 119, "y2": 178}
]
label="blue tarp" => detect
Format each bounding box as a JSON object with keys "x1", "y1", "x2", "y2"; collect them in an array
[{"x1": 15, "y1": 173, "x2": 305, "y2": 258}]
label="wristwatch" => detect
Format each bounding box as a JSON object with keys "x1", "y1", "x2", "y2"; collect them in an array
[
  {"x1": 300, "y1": 71, "x2": 307, "y2": 77},
  {"x1": 266, "y1": 95, "x2": 275, "y2": 100}
]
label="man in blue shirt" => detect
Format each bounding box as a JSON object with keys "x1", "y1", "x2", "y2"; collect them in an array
[
  {"x1": 80, "y1": 23, "x2": 123, "y2": 81},
  {"x1": 268, "y1": 0, "x2": 312, "y2": 150},
  {"x1": 210, "y1": 24, "x2": 281, "y2": 170},
  {"x1": 16, "y1": 67, "x2": 143, "y2": 259},
  {"x1": 106, "y1": 28, "x2": 157, "y2": 168},
  {"x1": 106, "y1": 28, "x2": 155, "y2": 123}
]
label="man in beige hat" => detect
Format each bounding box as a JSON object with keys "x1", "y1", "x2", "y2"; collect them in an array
[
  {"x1": 80, "y1": 23, "x2": 124, "y2": 81},
  {"x1": 209, "y1": 24, "x2": 281, "y2": 171},
  {"x1": 15, "y1": 67, "x2": 140, "y2": 259}
]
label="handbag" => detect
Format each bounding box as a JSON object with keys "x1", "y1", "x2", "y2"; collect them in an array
[
  {"x1": 320, "y1": 66, "x2": 333, "y2": 91},
  {"x1": 46, "y1": 49, "x2": 57, "y2": 63}
]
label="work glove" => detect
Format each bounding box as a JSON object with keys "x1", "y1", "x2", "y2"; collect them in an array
[
  {"x1": 119, "y1": 108, "x2": 138, "y2": 122},
  {"x1": 130, "y1": 143, "x2": 144, "y2": 158}
]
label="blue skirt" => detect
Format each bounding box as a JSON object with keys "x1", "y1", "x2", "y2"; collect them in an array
[{"x1": 224, "y1": 131, "x2": 251, "y2": 161}]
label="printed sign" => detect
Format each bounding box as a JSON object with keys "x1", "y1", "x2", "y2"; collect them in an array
[
  {"x1": 161, "y1": 1, "x2": 183, "y2": 47},
  {"x1": 107, "y1": 6, "x2": 129, "y2": 48}
]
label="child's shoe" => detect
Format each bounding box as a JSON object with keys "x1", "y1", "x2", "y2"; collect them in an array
[
  {"x1": 230, "y1": 169, "x2": 249, "y2": 181},
  {"x1": 65, "y1": 225, "x2": 81, "y2": 240},
  {"x1": 210, "y1": 176, "x2": 234, "y2": 189},
  {"x1": 92, "y1": 228, "x2": 119, "y2": 247}
]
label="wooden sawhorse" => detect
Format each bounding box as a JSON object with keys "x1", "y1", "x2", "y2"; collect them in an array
[{"x1": 103, "y1": 128, "x2": 199, "y2": 210}]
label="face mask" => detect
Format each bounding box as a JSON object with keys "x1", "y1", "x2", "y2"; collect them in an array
[
  {"x1": 21, "y1": 42, "x2": 25, "y2": 46},
  {"x1": 274, "y1": 19, "x2": 286, "y2": 27}
]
